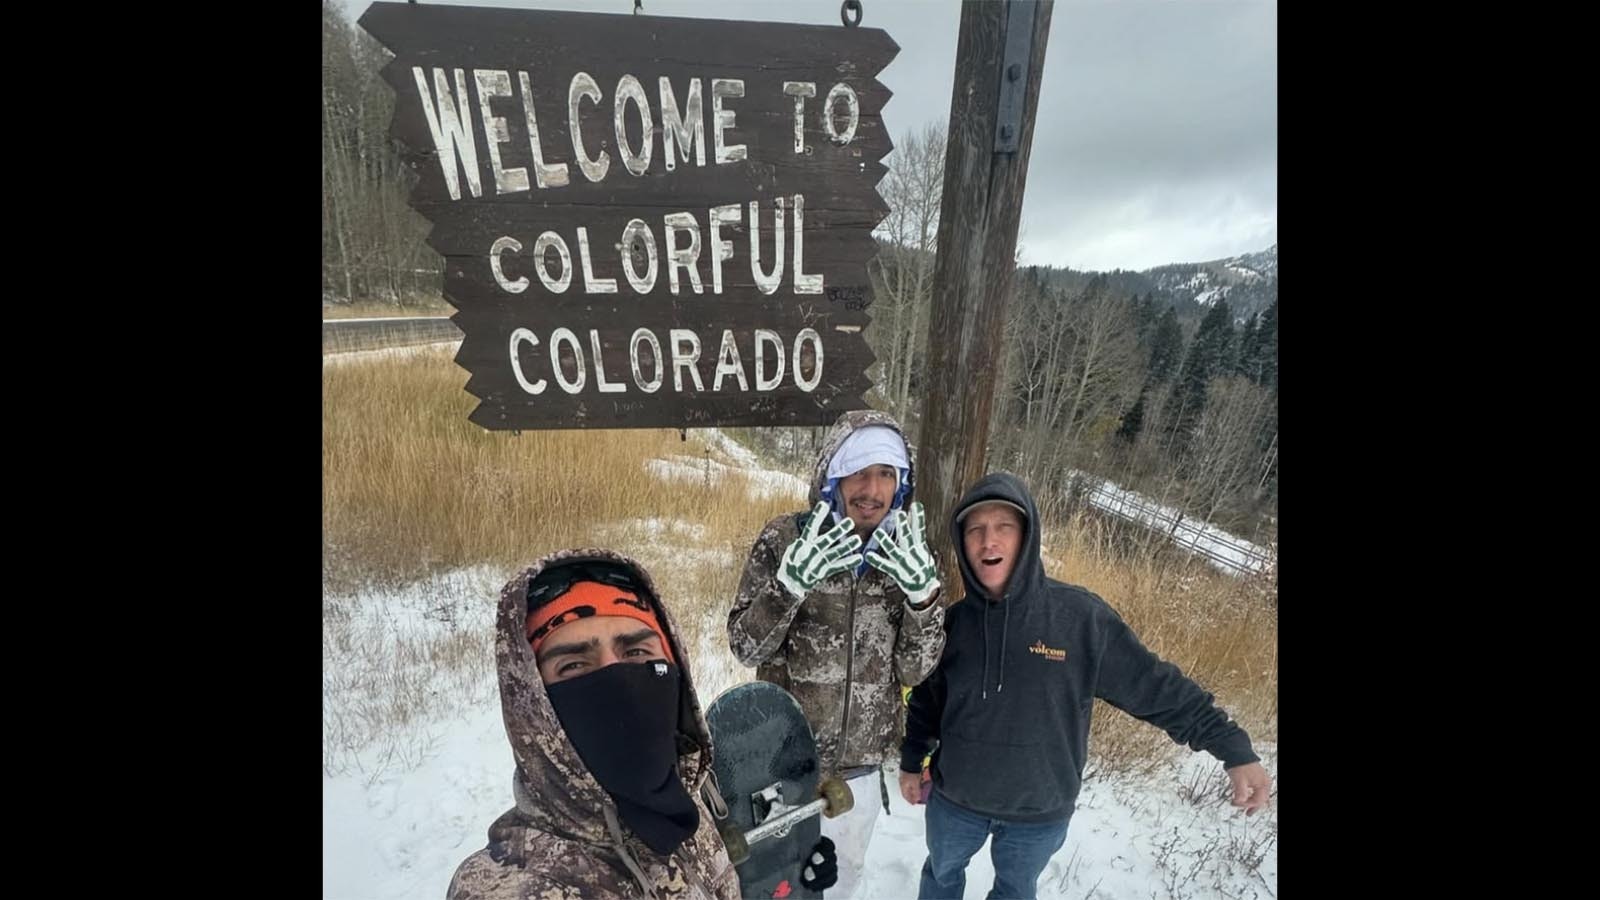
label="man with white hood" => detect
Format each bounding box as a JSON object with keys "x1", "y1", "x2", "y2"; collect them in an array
[{"x1": 729, "y1": 410, "x2": 947, "y2": 898}]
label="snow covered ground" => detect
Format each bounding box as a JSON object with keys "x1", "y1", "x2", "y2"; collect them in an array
[{"x1": 323, "y1": 412, "x2": 1278, "y2": 899}]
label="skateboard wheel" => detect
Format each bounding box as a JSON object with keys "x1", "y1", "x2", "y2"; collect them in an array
[
  {"x1": 819, "y1": 776, "x2": 853, "y2": 818},
  {"x1": 719, "y1": 824, "x2": 750, "y2": 864}
]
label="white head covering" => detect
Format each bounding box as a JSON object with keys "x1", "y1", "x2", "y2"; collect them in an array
[{"x1": 826, "y1": 426, "x2": 910, "y2": 482}]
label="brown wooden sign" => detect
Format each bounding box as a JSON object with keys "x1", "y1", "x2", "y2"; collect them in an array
[{"x1": 359, "y1": 2, "x2": 897, "y2": 430}]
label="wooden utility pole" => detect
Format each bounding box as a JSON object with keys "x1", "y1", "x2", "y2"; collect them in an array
[{"x1": 915, "y1": 0, "x2": 1053, "y2": 594}]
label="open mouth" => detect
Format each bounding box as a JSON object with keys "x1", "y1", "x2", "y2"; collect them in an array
[{"x1": 981, "y1": 556, "x2": 1003, "y2": 567}]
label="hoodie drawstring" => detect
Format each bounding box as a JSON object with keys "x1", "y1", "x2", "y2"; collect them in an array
[
  {"x1": 982, "y1": 596, "x2": 1011, "y2": 698},
  {"x1": 982, "y1": 600, "x2": 991, "y2": 701},
  {"x1": 699, "y1": 769, "x2": 729, "y2": 821},
  {"x1": 998, "y1": 598, "x2": 1010, "y2": 694},
  {"x1": 603, "y1": 802, "x2": 660, "y2": 900}
]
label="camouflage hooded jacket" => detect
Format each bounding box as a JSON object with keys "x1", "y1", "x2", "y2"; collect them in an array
[
  {"x1": 447, "y1": 548, "x2": 740, "y2": 900},
  {"x1": 727, "y1": 410, "x2": 946, "y2": 774}
]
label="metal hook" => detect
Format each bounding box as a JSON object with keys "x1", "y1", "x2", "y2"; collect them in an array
[{"x1": 840, "y1": 0, "x2": 862, "y2": 28}]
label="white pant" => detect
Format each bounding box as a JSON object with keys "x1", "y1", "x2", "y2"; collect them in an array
[{"x1": 817, "y1": 769, "x2": 883, "y2": 900}]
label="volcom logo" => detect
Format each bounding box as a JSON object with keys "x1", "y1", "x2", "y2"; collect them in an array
[
  {"x1": 653, "y1": 662, "x2": 668, "y2": 676},
  {"x1": 1029, "y1": 640, "x2": 1066, "y2": 661}
]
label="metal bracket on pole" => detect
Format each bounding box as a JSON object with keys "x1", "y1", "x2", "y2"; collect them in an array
[{"x1": 994, "y1": 0, "x2": 1038, "y2": 153}]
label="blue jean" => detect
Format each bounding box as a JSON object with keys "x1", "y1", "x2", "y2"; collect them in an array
[{"x1": 917, "y1": 788, "x2": 1070, "y2": 900}]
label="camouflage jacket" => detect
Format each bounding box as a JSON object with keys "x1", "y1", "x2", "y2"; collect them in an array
[
  {"x1": 727, "y1": 410, "x2": 946, "y2": 773},
  {"x1": 448, "y1": 549, "x2": 740, "y2": 900}
]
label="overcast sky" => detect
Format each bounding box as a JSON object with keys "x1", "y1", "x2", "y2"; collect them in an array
[{"x1": 340, "y1": 0, "x2": 1276, "y2": 272}]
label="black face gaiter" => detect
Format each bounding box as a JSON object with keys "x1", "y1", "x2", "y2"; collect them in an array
[{"x1": 545, "y1": 660, "x2": 699, "y2": 855}]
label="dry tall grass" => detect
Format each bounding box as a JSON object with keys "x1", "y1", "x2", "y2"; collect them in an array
[
  {"x1": 1040, "y1": 510, "x2": 1277, "y2": 779},
  {"x1": 323, "y1": 344, "x2": 799, "y2": 593}
]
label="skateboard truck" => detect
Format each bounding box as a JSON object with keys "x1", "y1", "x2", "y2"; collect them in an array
[
  {"x1": 753, "y1": 784, "x2": 799, "y2": 828},
  {"x1": 740, "y1": 776, "x2": 856, "y2": 849},
  {"x1": 751, "y1": 783, "x2": 811, "y2": 840}
]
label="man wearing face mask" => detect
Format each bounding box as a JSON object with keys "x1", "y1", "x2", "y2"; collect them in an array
[
  {"x1": 446, "y1": 549, "x2": 745, "y2": 900},
  {"x1": 729, "y1": 410, "x2": 947, "y2": 899}
]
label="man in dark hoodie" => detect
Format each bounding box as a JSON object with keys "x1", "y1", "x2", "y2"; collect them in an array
[
  {"x1": 899, "y1": 473, "x2": 1271, "y2": 900},
  {"x1": 446, "y1": 548, "x2": 743, "y2": 900}
]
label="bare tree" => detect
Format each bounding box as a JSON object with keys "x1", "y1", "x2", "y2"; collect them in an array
[
  {"x1": 868, "y1": 123, "x2": 945, "y2": 424},
  {"x1": 322, "y1": 0, "x2": 437, "y2": 306},
  {"x1": 986, "y1": 273, "x2": 1145, "y2": 520},
  {"x1": 1053, "y1": 279, "x2": 1143, "y2": 450},
  {"x1": 1174, "y1": 374, "x2": 1275, "y2": 533}
]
